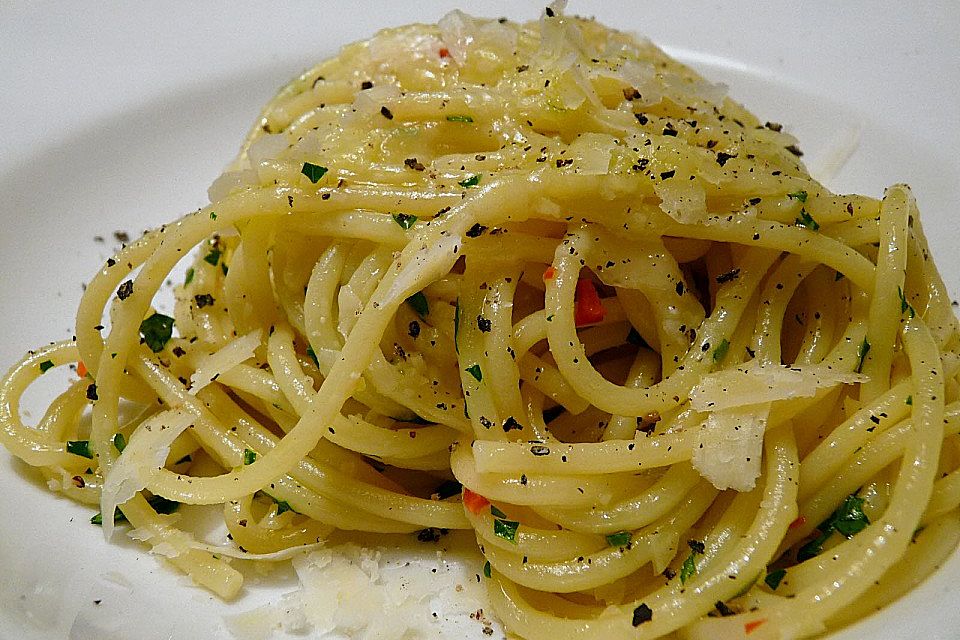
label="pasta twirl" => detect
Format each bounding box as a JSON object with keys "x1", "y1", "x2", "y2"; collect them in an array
[{"x1": 2, "y1": 3, "x2": 959, "y2": 638}]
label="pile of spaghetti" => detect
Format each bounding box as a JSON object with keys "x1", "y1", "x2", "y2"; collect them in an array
[{"x1": 3, "y1": 4, "x2": 959, "y2": 639}]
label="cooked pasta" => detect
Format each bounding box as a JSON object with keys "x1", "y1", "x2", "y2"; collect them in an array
[{"x1": 2, "y1": 3, "x2": 958, "y2": 638}]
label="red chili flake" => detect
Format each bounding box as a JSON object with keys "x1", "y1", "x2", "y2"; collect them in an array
[
  {"x1": 439, "y1": 47, "x2": 450, "y2": 58},
  {"x1": 77, "y1": 361, "x2": 88, "y2": 378},
  {"x1": 463, "y1": 488, "x2": 490, "y2": 515},
  {"x1": 543, "y1": 266, "x2": 557, "y2": 281},
  {"x1": 745, "y1": 619, "x2": 767, "y2": 634},
  {"x1": 789, "y1": 515, "x2": 807, "y2": 529},
  {"x1": 574, "y1": 278, "x2": 606, "y2": 326}
]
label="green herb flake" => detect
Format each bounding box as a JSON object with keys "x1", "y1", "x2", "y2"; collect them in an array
[
  {"x1": 906, "y1": 395, "x2": 913, "y2": 406},
  {"x1": 856, "y1": 338, "x2": 871, "y2": 373},
  {"x1": 458, "y1": 174, "x2": 481, "y2": 188},
  {"x1": 139, "y1": 313, "x2": 175, "y2": 353},
  {"x1": 490, "y1": 505, "x2": 507, "y2": 519},
  {"x1": 38, "y1": 360, "x2": 55, "y2": 374},
  {"x1": 898, "y1": 286, "x2": 915, "y2": 318},
  {"x1": 465, "y1": 364, "x2": 483, "y2": 382},
  {"x1": 174, "y1": 454, "x2": 192, "y2": 465},
  {"x1": 797, "y1": 493, "x2": 870, "y2": 561},
  {"x1": 301, "y1": 162, "x2": 328, "y2": 184},
  {"x1": 712, "y1": 338, "x2": 730, "y2": 363},
  {"x1": 679, "y1": 552, "x2": 697, "y2": 584},
  {"x1": 795, "y1": 209, "x2": 820, "y2": 231},
  {"x1": 209, "y1": 211, "x2": 217, "y2": 220},
  {"x1": 67, "y1": 440, "x2": 93, "y2": 459},
  {"x1": 113, "y1": 433, "x2": 127, "y2": 453},
  {"x1": 243, "y1": 448, "x2": 257, "y2": 465},
  {"x1": 764, "y1": 568, "x2": 787, "y2": 591},
  {"x1": 275, "y1": 499, "x2": 294, "y2": 515},
  {"x1": 406, "y1": 292, "x2": 429, "y2": 318},
  {"x1": 493, "y1": 518, "x2": 520, "y2": 543},
  {"x1": 606, "y1": 531, "x2": 632, "y2": 547},
  {"x1": 91, "y1": 495, "x2": 179, "y2": 526},
  {"x1": 392, "y1": 213, "x2": 417, "y2": 229},
  {"x1": 184, "y1": 267, "x2": 195, "y2": 285},
  {"x1": 787, "y1": 190, "x2": 808, "y2": 203},
  {"x1": 446, "y1": 115, "x2": 475, "y2": 123},
  {"x1": 483, "y1": 560, "x2": 492, "y2": 578},
  {"x1": 306, "y1": 345, "x2": 320, "y2": 368},
  {"x1": 203, "y1": 248, "x2": 221, "y2": 266}
]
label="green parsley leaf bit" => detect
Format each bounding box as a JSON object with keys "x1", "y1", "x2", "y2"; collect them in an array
[
  {"x1": 406, "y1": 291, "x2": 429, "y2": 318},
  {"x1": 301, "y1": 162, "x2": 328, "y2": 184},
  {"x1": 764, "y1": 568, "x2": 787, "y2": 590},
  {"x1": 38, "y1": 360, "x2": 55, "y2": 374},
  {"x1": 794, "y1": 209, "x2": 820, "y2": 231},
  {"x1": 66, "y1": 440, "x2": 94, "y2": 459},
  {"x1": 856, "y1": 338, "x2": 871, "y2": 373},
  {"x1": 605, "y1": 531, "x2": 632, "y2": 547},
  {"x1": 465, "y1": 364, "x2": 483, "y2": 382},
  {"x1": 711, "y1": 338, "x2": 730, "y2": 363},
  {"x1": 392, "y1": 213, "x2": 417, "y2": 229},
  {"x1": 139, "y1": 313, "x2": 175, "y2": 353},
  {"x1": 458, "y1": 174, "x2": 481, "y2": 188},
  {"x1": 493, "y1": 518, "x2": 520, "y2": 543}
]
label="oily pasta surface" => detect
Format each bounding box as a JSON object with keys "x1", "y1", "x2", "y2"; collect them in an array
[{"x1": 2, "y1": 4, "x2": 959, "y2": 639}]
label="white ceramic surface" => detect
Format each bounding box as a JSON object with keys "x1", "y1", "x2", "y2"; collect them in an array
[{"x1": 1, "y1": 2, "x2": 958, "y2": 639}]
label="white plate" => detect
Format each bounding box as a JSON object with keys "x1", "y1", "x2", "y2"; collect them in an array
[{"x1": 1, "y1": 2, "x2": 958, "y2": 639}]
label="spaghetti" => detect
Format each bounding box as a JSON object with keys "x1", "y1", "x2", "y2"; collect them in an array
[{"x1": 2, "y1": 4, "x2": 959, "y2": 638}]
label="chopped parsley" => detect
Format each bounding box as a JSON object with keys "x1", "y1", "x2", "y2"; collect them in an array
[
  {"x1": 465, "y1": 364, "x2": 483, "y2": 382},
  {"x1": 787, "y1": 190, "x2": 808, "y2": 203},
  {"x1": 392, "y1": 213, "x2": 417, "y2": 229},
  {"x1": 680, "y1": 539, "x2": 705, "y2": 584},
  {"x1": 493, "y1": 517, "x2": 519, "y2": 543},
  {"x1": 139, "y1": 313, "x2": 175, "y2": 353},
  {"x1": 795, "y1": 209, "x2": 820, "y2": 231},
  {"x1": 406, "y1": 292, "x2": 429, "y2": 318},
  {"x1": 483, "y1": 560, "x2": 492, "y2": 578},
  {"x1": 306, "y1": 345, "x2": 320, "y2": 367},
  {"x1": 274, "y1": 498, "x2": 294, "y2": 515},
  {"x1": 906, "y1": 395, "x2": 913, "y2": 406},
  {"x1": 856, "y1": 338, "x2": 871, "y2": 373},
  {"x1": 490, "y1": 505, "x2": 508, "y2": 519},
  {"x1": 606, "y1": 531, "x2": 631, "y2": 547},
  {"x1": 712, "y1": 338, "x2": 730, "y2": 363},
  {"x1": 458, "y1": 174, "x2": 481, "y2": 188},
  {"x1": 243, "y1": 448, "x2": 257, "y2": 465},
  {"x1": 898, "y1": 286, "x2": 915, "y2": 318},
  {"x1": 797, "y1": 493, "x2": 870, "y2": 562},
  {"x1": 91, "y1": 494, "x2": 179, "y2": 526},
  {"x1": 113, "y1": 433, "x2": 127, "y2": 453},
  {"x1": 446, "y1": 115, "x2": 474, "y2": 123},
  {"x1": 209, "y1": 211, "x2": 217, "y2": 220},
  {"x1": 67, "y1": 440, "x2": 93, "y2": 459},
  {"x1": 203, "y1": 248, "x2": 221, "y2": 266},
  {"x1": 184, "y1": 267, "x2": 195, "y2": 285},
  {"x1": 764, "y1": 568, "x2": 787, "y2": 591},
  {"x1": 301, "y1": 162, "x2": 328, "y2": 184},
  {"x1": 38, "y1": 360, "x2": 55, "y2": 374}
]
